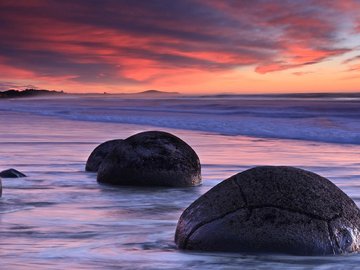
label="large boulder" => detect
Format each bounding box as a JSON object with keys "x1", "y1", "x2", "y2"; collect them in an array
[
  {"x1": 85, "y1": 139, "x2": 124, "y2": 172},
  {"x1": 0, "y1": 168, "x2": 26, "y2": 178},
  {"x1": 175, "y1": 166, "x2": 360, "y2": 255},
  {"x1": 97, "y1": 131, "x2": 201, "y2": 187}
]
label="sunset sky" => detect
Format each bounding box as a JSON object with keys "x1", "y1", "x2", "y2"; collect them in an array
[{"x1": 1, "y1": 0, "x2": 360, "y2": 94}]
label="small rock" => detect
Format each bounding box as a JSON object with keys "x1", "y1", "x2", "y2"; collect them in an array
[
  {"x1": 0, "y1": 168, "x2": 26, "y2": 178},
  {"x1": 97, "y1": 131, "x2": 201, "y2": 187},
  {"x1": 85, "y1": 139, "x2": 124, "y2": 172},
  {"x1": 175, "y1": 166, "x2": 360, "y2": 255}
]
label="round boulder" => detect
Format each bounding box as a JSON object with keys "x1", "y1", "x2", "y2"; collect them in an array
[
  {"x1": 85, "y1": 139, "x2": 124, "y2": 172},
  {"x1": 97, "y1": 131, "x2": 201, "y2": 187},
  {"x1": 0, "y1": 168, "x2": 26, "y2": 178},
  {"x1": 175, "y1": 166, "x2": 360, "y2": 255}
]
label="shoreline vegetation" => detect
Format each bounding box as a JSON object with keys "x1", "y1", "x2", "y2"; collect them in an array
[{"x1": 0, "y1": 89, "x2": 65, "y2": 98}]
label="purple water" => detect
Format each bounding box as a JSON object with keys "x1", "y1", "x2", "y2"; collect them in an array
[{"x1": 1, "y1": 95, "x2": 360, "y2": 269}]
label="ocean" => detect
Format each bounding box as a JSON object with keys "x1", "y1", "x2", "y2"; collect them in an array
[{"x1": 0, "y1": 94, "x2": 360, "y2": 269}]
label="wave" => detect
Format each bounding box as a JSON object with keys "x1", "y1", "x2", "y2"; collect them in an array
[{"x1": 1, "y1": 95, "x2": 360, "y2": 145}]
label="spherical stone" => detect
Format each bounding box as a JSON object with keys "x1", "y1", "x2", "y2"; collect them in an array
[
  {"x1": 175, "y1": 166, "x2": 360, "y2": 255},
  {"x1": 97, "y1": 131, "x2": 201, "y2": 187},
  {"x1": 85, "y1": 139, "x2": 124, "y2": 172},
  {"x1": 0, "y1": 168, "x2": 26, "y2": 178}
]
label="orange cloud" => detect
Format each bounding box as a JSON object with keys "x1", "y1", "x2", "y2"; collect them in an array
[
  {"x1": 0, "y1": 1, "x2": 359, "y2": 93},
  {"x1": 0, "y1": 62, "x2": 35, "y2": 79},
  {"x1": 292, "y1": 71, "x2": 313, "y2": 76}
]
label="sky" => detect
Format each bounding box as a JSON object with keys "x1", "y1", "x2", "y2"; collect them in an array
[{"x1": 0, "y1": 0, "x2": 360, "y2": 94}]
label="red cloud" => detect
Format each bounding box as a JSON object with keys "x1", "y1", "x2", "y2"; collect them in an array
[
  {"x1": 256, "y1": 46, "x2": 349, "y2": 74},
  {"x1": 0, "y1": 0, "x2": 359, "y2": 91}
]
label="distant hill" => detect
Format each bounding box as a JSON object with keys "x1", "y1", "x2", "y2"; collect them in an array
[
  {"x1": 135, "y1": 90, "x2": 180, "y2": 95},
  {"x1": 0, "y1": 89, "x2": 65, "y2": 98}
]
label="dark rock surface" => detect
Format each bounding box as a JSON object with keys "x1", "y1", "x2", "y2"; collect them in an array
[
  {"x1": 97, "y1": 131, "x2": 201, "y2": 187},
  {"x1": 85, "y1": 139, "x2": 124, "y2": 172},
  {"x1": 0, "y1": 168, "x2": 26, "y2": 178},
  {"x1": 175, "y1": 166, "x2": 360, "y2": 255},
  {"x1": 0, "y1": 177, "x2": 2, "y2": 197}
]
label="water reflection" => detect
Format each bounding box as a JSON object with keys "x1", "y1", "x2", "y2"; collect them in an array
[{"x1": 0, "y1": 112, "x2": 360, "y2": 268}]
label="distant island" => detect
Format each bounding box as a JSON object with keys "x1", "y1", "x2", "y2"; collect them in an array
[
  {"x1": 135, "y1": 90, "x2": 180, "y2": 95},
  {"x1": 0, "y1": 89, "x2": 65, "y2": 99},
  {"x1": 0, "y1": 88, "x2": 180, "y2": 98},
  {"x1": 2, "y1": 89, "x2": 359, "y2": 99}
]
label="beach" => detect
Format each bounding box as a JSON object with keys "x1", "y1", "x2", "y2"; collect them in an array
[{"x1": 1, "y1": 95, "x2": 360, "y2": 269}]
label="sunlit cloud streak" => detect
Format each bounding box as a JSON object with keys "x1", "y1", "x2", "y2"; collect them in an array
[{"x1": 0, "y1": 0, "x2": 359, "y2": 92}]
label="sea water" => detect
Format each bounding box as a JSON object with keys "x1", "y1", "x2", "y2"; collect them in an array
[{"x1": 0, "y1": 95, "x2": 360, "y2": 269}]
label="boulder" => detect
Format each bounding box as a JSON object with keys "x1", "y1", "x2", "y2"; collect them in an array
[
  {"x1": 0, "y1": 177, "x2": 2, "y2": 197},
  {"x1": 0, "y1": 168, "x2": 26, "y2": 178},
  {"x1": 97, "y1": 131, "x2": 201, "y2": 187},
  {"x1": 175, "y1": 166, "x2": 360, "y2": 255},
  {"x1": 85, "y1": 139, "x2": 124, "y2": 172}
]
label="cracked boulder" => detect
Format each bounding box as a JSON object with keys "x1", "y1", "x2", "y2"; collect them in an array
[
  {"x1": 86, "y1": 139, "x2": 124, "y2": 172},
  {"x1": 97, "y1": 131, "x2": 202, "y2": 187},
  {"x1": 175, "y1": 166, "x2": 360, "y2": 255}
]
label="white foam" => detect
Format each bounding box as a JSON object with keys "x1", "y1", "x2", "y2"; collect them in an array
[{"x1": 1, "y1": 95, "x2": 359, "y2": 144}]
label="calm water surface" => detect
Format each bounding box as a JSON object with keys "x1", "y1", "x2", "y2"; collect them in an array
[{"x1": 1, "y1": 111, "x2": 360, "y2": 269}]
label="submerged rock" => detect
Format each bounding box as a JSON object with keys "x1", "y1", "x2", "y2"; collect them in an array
[
  {"x1": 85, "y1": 139, "x2": 124, "y2": 172},
  {"x1": 0, "y1": 177, "x2": 2, "y2": 197},
  {"x1": 97, "y1": 131, "x2": 201, "y2": 187},
  {"x1": 0, "y1": 168, "x2": 26, "y2": 178},
  {"x1": 175, "y1": 166, "x2": 360, "y2": 255}
]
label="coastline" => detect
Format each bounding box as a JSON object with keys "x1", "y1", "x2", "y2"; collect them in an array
[
  {"x1": 1, "y1": 110, "x2": 360, "y2": 192},
  {"x1": 1, "y1": 110, "x2": 360, "y2": 268},
  {"x1": 1, "y1": 94, "x2": 360, "y2": 145}
]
